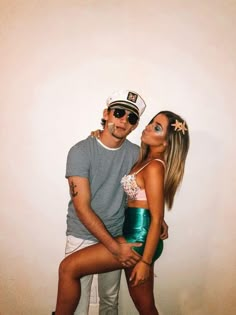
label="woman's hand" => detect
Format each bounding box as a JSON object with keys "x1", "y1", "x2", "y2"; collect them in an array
[
  {"x1": 160, "y1": 219, "x2": 168, "y2": 240},
  {"x1": 128, "y1": 261, "x2": 151, "y2": 286},
  {"x1": 90, "y1": 129, "x2": 102, "y2": 138}
]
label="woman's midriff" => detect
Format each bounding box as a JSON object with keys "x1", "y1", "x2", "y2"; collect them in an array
[{"x1": 128, "y1": 200, "x2": 149, "y2": 209}]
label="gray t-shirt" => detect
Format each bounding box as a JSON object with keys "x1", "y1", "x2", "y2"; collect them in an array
[{"x1": 66, "y1": 136, "x2": 140, "y2": 241}]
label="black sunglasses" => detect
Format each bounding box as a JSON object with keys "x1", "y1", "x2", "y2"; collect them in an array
[{"x1": 112, "y1": 108, "x2": 139, "y2": 125}]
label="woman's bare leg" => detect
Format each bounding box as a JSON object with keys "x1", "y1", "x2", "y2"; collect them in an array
[
  {"x1": 55, "y1": 241, "x2": 122, "y2": 315},
  {"x1": 124, "y1": 267, "x2": 159, "y2": 315}
]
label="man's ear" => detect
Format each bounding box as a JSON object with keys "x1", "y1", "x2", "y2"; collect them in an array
[{"x1": 103, "y1": 108, "x2": 109, "y2": 120}]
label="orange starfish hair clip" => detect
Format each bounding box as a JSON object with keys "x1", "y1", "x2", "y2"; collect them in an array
[{"x1": 171, "y1": 119, "x2": 188, "y2": 135}]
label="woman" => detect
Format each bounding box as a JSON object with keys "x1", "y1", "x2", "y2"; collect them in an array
[{"x1": 55, "y1": 110, "x2": 189, "y2": 315}]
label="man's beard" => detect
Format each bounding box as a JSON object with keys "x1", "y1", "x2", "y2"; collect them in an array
[{"x1": 108, "y1": 123, "x2": 126, "y2": 140}]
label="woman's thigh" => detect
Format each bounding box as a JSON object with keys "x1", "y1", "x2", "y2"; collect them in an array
[{"x1": 61, "y1": 239, "x2": 123, "y2": 278}]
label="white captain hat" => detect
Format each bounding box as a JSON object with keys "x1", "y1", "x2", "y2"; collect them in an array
[{"x1": 106, "y1": 90, "x2": 146, "y2": 117}]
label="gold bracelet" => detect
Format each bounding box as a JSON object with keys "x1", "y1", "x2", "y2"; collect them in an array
[{"x1": 141, "y1": 259, "x2": 152, "y2": 266}]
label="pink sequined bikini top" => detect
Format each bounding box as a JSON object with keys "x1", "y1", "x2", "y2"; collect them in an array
[{"x1": 121, "y1": 159, "x2": 165, "y2": 201}]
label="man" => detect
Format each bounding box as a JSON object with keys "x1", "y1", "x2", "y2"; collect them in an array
[{"x1": 62, "y1": 90, "x2": 168, "y2": 315}]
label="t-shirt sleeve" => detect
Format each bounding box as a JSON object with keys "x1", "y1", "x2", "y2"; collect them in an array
[{"x1": 65, "y1": 142, "x2": 90, "y2": 178}]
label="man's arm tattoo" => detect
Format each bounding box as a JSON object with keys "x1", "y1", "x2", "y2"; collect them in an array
[{"x1": 70, "y1": 181, "x2": 78, "y2": 198}]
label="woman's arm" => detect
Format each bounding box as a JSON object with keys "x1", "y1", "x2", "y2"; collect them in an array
[
  {"x1": 141, "y1": 161, "x2": 165, "y2": 263},
  {"x1": 129, "y1": 161, "x2": 165, "y2": 286}
]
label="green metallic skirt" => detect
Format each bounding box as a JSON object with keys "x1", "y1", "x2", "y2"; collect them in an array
[{"x1": 123, "y1": 207, "x2": 163, "y2": 263}]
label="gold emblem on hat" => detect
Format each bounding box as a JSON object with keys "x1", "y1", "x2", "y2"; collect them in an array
[
  {"x1": 171, "y1": 120, "x2": 188, "y2": 135},
  {"x1": 127, "y1": 92, "x2": 138, "y2": 103}
]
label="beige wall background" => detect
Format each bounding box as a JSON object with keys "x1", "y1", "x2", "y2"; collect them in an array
[{"x1": 1, "y1": 1, "x2": 236, "y2": 314}]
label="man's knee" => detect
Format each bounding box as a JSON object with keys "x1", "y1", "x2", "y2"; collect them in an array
[{"x1": 99, "y1": 291, "x2": 119, "y2": 304}]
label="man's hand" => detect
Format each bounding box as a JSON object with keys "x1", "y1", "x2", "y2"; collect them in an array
[
  {"x1": 160, "y1": 219, "x2": 168, "y2": 240},
  {"x1": 113, "y1": 239, "x2": 142, "y2": 268}
]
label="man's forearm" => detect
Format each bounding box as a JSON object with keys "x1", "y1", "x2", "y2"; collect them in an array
[{"x1": 68, "y1": 176, "x2": 120, "y2": 254}]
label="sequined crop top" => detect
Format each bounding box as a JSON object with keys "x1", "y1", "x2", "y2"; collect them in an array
[{"x1": 121, "y1": 159, "x2": 165, "y2": 201}]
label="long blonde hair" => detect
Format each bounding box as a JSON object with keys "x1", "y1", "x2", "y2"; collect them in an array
[{"x1": 137, "y1": 110, "x2": 190, "y2": 210}]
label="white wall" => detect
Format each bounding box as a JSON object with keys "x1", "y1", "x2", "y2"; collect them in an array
[{"x1": 1, "y1": 1, "x2": 236, "y2": 314}]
